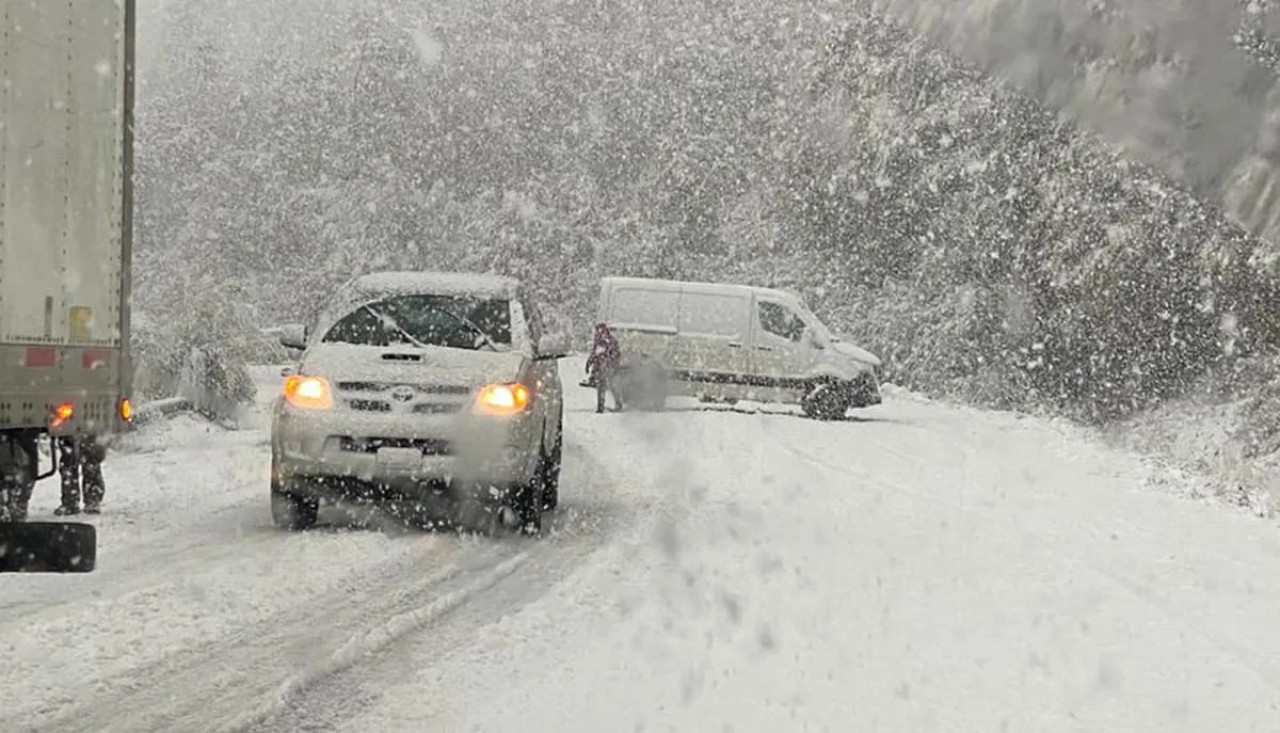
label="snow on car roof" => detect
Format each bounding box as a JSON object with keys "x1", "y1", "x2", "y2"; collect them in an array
[{"x1": 351, "y1": 271, "x2": 522, "y2": 300}]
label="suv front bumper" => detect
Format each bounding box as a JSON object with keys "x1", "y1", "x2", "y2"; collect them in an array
[{"x1": 272, "y1": 404, "x2": 542, "y2": 495}]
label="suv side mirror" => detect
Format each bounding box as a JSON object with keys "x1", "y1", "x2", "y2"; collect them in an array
[
  {"x1": 536, "y1": 333, "x2": 571, "y2": 360},
  {"x1": 276, "y1": 324, "x2": 307, "y2": 351},
  {"x1": 0, "y1": 522, "x2": 96, "y2": 573}
]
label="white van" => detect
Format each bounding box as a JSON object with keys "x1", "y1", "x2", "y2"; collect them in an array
[{"x1": 595, "y1": 277, "x2": 882, "y2": 419}]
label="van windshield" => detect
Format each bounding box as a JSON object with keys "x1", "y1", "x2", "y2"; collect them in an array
[{"x1": 794, "y1": 301, "x2": 836, "y2": 342}]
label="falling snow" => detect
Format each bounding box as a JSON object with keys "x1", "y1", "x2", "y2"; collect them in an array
[{"x1": 7, "y1": 0, "x2": 1280, "y2": 729}]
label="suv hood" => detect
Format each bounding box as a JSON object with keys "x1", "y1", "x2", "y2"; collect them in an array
[
  {"x1": 301, "y1": 342, "x2": 527, "y2": 389},
  {"x1": 831, "y1": 340, "x2": 882, "y2": 368}
]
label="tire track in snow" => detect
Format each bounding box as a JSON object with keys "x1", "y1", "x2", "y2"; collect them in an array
[
  {"x1": 257, "y1": 424, "x2": 644, "y2": 731},
  {"x1": 22, "y1": 539, "x2": 529, "y2": 733},
  {"x1": 217, "y1": 551, "x2": 530, "y2": 733}
]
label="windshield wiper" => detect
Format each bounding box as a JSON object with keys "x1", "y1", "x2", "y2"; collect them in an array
[
  {"x1": 362, "y1": 305, "x2": 432, "y2": 350},
  {"x1": 440, "y1": 307, "x2": 505, "y2": 352}
]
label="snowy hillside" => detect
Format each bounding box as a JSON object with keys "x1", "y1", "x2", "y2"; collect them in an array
[
  {"x1": 872, "y1": 0, "x2": 1280, "y2": 246},
  {"x1": 136, "y1": 1, "x2": 1280, "y2": 422}
]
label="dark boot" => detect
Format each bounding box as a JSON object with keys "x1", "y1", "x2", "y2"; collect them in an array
[{"x1": 2, "y1": 479, "x2": 32, "y2": 522}]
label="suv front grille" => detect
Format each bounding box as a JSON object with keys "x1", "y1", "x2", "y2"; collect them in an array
[
  {"x1": 333, "y1": 436, "x2": 452, "y2": 456},
  {"x1": 336, "y1": 381, "x2": 471, "y2": 414},
  {"x1": 336, "y1": 381, "x2": 471, "y2": 395}
]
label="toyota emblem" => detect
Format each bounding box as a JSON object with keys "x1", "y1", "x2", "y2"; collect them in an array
[{"x1": 390, "y1": 386, "x2": 415, "y2": 402}]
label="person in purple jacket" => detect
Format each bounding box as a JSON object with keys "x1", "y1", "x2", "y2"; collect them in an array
[{"x1": 585, "y1": 322, "x2": 623, "y2": 413}]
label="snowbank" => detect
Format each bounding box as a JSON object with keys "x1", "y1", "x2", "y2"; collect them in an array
[{"x1": 1100, "y1": 357, "x2": 1280, "y2": 516}]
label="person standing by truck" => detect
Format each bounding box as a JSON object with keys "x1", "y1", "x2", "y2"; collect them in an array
[{"x1": 53, "y1": 435, "x2": 107, "y2": 516}]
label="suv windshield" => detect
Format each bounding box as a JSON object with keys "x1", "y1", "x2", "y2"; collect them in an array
[{"x1": 322, "y1": 294, "x2": 512, "y2": 350}]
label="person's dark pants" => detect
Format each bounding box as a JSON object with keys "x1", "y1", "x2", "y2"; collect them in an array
[
  {"x1": 593, "y1": 367, "x2": 621, "y2": 413},
  {"x1": 58, "y1": 436, "x2": 105, "y2": 512}
]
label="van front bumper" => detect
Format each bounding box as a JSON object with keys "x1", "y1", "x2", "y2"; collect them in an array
[{"x1": 851, "y1": 371, "x2": 882, "y2": 407}]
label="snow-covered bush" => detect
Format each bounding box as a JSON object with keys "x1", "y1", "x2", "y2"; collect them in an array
[
  {"x1": 130, "y1": 277, "x2": 283, "y2": 422},
  {"x1": 1231, "y1": 354, "x2": 1280, "y2": 459}
]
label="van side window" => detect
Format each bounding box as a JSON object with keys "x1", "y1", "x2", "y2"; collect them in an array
[{"x1": 758, "y1": 301, "x2": 805, "y2": 342}]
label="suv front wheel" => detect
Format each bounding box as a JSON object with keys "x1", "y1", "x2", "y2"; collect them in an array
[
  {"x1": 512, "y1": 437, "x2": 562, "y2": 535},
  {"x1": 271, "y1": 481, "x2": 318, "y2": 531},
  {"x1": 541, "y1": 421, "x2": 563, "y2": 511}
]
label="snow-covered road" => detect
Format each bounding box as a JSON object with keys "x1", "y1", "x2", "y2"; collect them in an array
[{"x1": 4, "y1": 360, "x2": 1280, "y2": 732}]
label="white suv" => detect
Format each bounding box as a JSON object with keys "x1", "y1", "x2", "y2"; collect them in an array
[{"x1": 270, "y1": 272, "x2": 569, "y2": 535}]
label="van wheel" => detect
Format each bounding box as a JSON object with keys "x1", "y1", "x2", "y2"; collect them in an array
[{"x1": 801, "y1": 380, "x2": 850, "y2": 421}]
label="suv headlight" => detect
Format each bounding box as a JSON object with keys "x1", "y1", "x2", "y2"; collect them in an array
[
  {"x1": 473, "y1": 383, "x2": 531, "y2": 416},
  {"x1": 284, "y1": 375, "x2": 334, "y2": 410}
]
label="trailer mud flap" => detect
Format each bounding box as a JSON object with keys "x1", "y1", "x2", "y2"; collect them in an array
[{"x1": 0, "y1": 521, "x2": 97, "y2": 573}]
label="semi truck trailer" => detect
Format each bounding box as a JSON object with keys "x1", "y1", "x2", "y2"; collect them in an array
[{"x1": 0, "y1": 0, "x2": 135, "y2": 532}]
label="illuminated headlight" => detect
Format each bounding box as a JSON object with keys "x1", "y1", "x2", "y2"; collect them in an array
[
  {"x1": 284, "y1": 375, "x2": 334, "y2": 410},
  {"x1": 473, "y1": 383, "x2": 531, "y2": 416}
]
